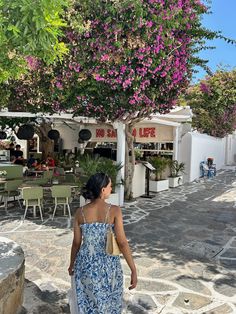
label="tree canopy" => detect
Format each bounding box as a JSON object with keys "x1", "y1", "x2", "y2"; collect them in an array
[
  {"x1": 49, "y1": 0, "x2": 217, "y2": 122},
  {"x1": 0, "y1": 0, "x2": 69, "y2": 82},
  {"x1": 181, "y1": 69, "x2": 236, "y2": 137},
  {"x1": 1, "y1": 0, "x2": 233, "y2": 123}
]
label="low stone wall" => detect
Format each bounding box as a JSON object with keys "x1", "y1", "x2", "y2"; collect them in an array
[{"x1": 0, "y1": 237, "x2": 25, "y2": 314}]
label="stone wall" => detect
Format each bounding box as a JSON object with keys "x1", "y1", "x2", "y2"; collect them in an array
[{"x1": 0, "y1": 237, "x2": 25, "y2": 314}]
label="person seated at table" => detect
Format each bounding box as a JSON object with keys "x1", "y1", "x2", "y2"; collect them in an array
[
  {"x1": 46, "y1": 154, "x2": 55, "y2": 168},
  {"x1": 13, "y1": 144, "x2": 24, "y2": 159},
  {"x1": 13, "y1": 156, "x2": 25, "y2": 166},
  {"x1": 22, "y1": 162, "x2": 29, "y2": 176},
  {"x1": 27, "y1": 154, "x2": 36, "y2": 168},
  {"x1": 32, "y1": 159, "x2": 43, "y2": 170},
  {"x1": 41, "y1": 163, "x2": 49, "y2": 171},
  {"x1": 7, "y1": 142, "x2": 15, "y2": 158}
]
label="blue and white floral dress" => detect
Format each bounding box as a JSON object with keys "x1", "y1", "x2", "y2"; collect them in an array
[{"x1": 74, "y1": 206, "x2": 123, "y2": 314}]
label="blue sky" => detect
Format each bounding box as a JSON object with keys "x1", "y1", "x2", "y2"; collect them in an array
[{"x1": 193, "y1": 0, "x2": 236, "y2": 82}]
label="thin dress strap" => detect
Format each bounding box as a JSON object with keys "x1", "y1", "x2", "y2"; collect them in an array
[
  {"x1": 80, "y1": 207, "x2": 86, "y2": 223},
  {"x1": 104, "y1": 204, "x2": 112, "y2": 224}
]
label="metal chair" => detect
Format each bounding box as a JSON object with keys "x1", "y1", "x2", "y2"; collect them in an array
[
  {"x1": 0, "y1": 179, "x2": 23, "y2": 210},
  {"x1": 51, "y1": 185, "x2": 72, "y2": 219},
  {"x1": 22, "y1": 187, "x2": 44, "y2": 221},
  {"x1": 64, "y1": 173, "x2": 76, "y2": 183}
]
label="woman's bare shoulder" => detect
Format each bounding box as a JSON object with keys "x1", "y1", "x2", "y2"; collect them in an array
[
  {"x1": 110, "y1": 205, "x2": 122, "y2": 215},
  {"x1": 74, "y1": 207, "x2": 83, "y2": 224}
]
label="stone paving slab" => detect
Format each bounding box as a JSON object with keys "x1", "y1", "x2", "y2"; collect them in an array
[{"x1": 1, "y1": 168, "x2": 236, "y2": 313}]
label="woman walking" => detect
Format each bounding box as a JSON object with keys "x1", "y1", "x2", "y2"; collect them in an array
[{"x1": 68, "y1": 172, "x2": 137, "y2": 313}]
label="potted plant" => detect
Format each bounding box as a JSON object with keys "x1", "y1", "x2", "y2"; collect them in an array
[
  {"x1": 97, "y1": 158, "x2": 122, "y2": 205},
  {"x1": 168, "y1": 160, "x2": 185, "y2": 188},
  {"x1": 79, "y1": 154, "x2": 123, "y2": 205},
  {"x1": 149, "y1": 156, "x2": 169, "y2": 192},
  {"x1": 0, "y1": 170, "x2": 7, "y2": 181},
  {"x1": 134, "y1": 148, "x2": 143, "y2": 161},
  {"x1": 79, "y1": 154, "x2": 101, "y2": 180}
]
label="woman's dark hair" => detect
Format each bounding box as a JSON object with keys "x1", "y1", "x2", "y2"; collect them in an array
[{"x1": 81, "y1": 172, "x2": 110, "y2": 200}]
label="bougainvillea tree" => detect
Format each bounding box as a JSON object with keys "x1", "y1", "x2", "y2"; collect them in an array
[
  {"x1": 181, "y1": 69, "x2": 236, "y2": 138},
  {"x1": 50, "y1": 0, "x2": 218, "y2": 198}
]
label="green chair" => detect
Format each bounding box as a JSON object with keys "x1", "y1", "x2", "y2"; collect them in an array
[
  {"x1": 0, "y1": 179, "x2": 23, "y2": 210},
  {"x1": 22, "y1": 187, "x2": 44, "y2": 221},
  {"x1": 64, "y1": 173, "x2": 76, "y2": 183},
  {"x1": 51, "y1": 185, "x2": 72, "y2": 219}
]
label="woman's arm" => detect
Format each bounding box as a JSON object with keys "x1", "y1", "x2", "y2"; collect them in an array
[
  {"x1": 68, "y1": 210, "x2": 82, "y2": 275},
  {"x1": 114, "y1": 206, "x2": 137, "y2": 290}
]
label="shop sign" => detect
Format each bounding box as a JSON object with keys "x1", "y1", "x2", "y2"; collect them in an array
[
  {"x1": 95, "y1": 127, "x2": 156, "y2": 139},
  {"x1": 85, "y1": 123, "x2": 173, "y2": 142}
]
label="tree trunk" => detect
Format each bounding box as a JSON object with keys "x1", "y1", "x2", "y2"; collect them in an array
[
  {"x1": 124, "y1": 124, "x2": 135, "y2": 200},
  {"x1": 35, "y1": 121, "x2": 54, "y2": 161},
  {"x1": 41, "y1": 138, "x2": 54, "y2": 161}
]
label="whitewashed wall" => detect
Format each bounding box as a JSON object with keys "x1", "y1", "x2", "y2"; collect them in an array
[
  {"x1": 55, "y1": 124, "x2": 79, "y2": 151},
  {"x1": 225, "y1": 133, "x2": 236, "y2": 165},
  {"x1": 179, "y1": 132, "x2": 226, "y2": 182}
]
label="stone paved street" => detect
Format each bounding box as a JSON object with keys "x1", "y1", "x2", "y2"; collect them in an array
[{"x1": 1, "y1": 167, "x2": 236, "y2": 313}]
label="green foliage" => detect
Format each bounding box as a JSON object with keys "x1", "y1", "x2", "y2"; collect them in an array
[
  {"x1": 79, "y1": 154, "x2": 101, "y2": 179},
  {"x1": 134, "y1": 148, "x2": 143, "y2": 160},
  {"x1": 182, "y1": 68, "x2": 236, "y2": 137},
  {"x1": 0, "y1": 0, "x2": 70, "y2": 82},
  {"x1": 0, "y1": 116, "x2": 34, "y2": 130},
  {"x1": 78, "y1": 154, "x2": 122, "y2": 192},
  {"x1": 149, "y1": 156, "x2": 169, "y2": 181},
  {"x1": 97, "y1": 158, "x2": 123, "y2": 190},
  {"x1": 168, "y1": 160, "x2": 185, "y2": 177}
]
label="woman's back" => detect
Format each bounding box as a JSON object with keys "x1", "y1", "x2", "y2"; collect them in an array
[
  {"x1": 79, "y1": 204, "x2": 115, "y2": 256},
  {"x1": 79, "y1": 202, "x2": 115, "y2": 224},
  {"x1": 68, "y1": 173, "x2": 137, "y2": 314},
  {"x1": 74, "y1": 203, "x2": 123, "y2": 314}
]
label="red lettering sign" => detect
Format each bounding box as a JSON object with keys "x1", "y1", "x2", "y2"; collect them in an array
[
  {"x1": 95, "y1": 127, "x2": 156, "y2": 139},
  {"x1": 96, "y1": 129, "x2": 105, "y2": 138},
  {"x1": 150, "y1": 128, "x2": 155, "y2": 137},
  {"x1": 138, "y1": 127, "x2": 156, "y2": 138},
  {"x1": 132, "y1": 128, "x2": 137, "y2": 137},
  {"x1": 107, "y1": 129, "x2": 117, "y2": 138}
]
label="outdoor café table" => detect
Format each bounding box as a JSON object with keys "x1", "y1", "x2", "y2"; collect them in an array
[{"x1": 26, "y1": 170, "x2": 44, "y2": 177}]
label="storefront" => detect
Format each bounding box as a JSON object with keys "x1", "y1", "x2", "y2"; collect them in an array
[{"x1": 55, "y1": 118, "x2": 180, "y2": 160}]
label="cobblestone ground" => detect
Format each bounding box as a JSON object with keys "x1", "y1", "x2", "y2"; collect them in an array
[{"x1": 1, "y1": 167, "x2": 236, "y2": 313}]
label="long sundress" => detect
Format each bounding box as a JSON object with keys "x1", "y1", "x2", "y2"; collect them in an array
[{"x1": 74, "y1": 206, "x2": 123, "y2": 314}]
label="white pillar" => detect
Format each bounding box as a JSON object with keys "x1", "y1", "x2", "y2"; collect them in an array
[
  {"x1": 173, "y1": 126, "x2": 179, "y2": 160},
  {"x1": 225, "y1": 134, "x2": 232, "y2": 165},
  {"x1": 113, "y1": 121, "x2": 125, "y2": 206}
]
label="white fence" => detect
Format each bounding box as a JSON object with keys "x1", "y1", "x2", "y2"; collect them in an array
[{"x1": 178, "y1": 132, "x2": 234, "y2": 182}]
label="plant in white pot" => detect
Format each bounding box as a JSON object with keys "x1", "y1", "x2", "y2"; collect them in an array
[
  {"x1": 97, "y1": 157, "x2": 123, "y2": 205},
  {"x1": 168, "y1": 160, "x2": 185, "y2": 188},
  {"x1": 79, "y1": 155, "x2": 122, "y2": 206},
  {"x1": 149, "y1": 156, "x2": 169, "y2": 192}
]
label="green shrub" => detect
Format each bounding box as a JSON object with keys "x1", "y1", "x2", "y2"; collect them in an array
[{"x1": 149, "y1": 156, "x2": 169, "y2": 181}]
